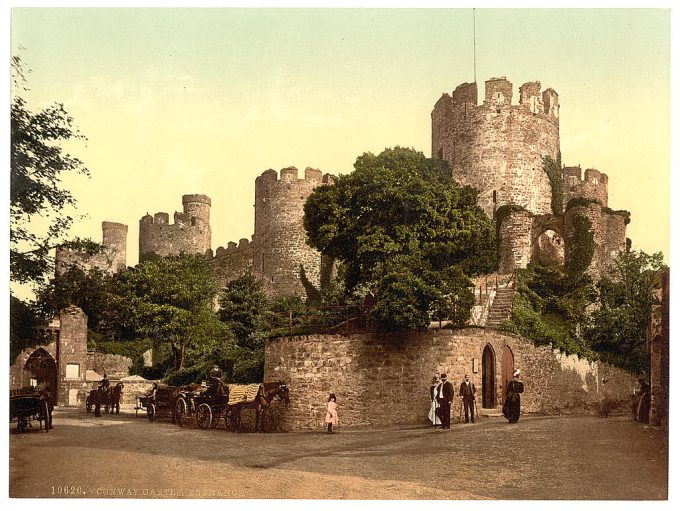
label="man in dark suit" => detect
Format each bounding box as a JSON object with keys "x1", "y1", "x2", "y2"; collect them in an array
[
  {"x1": 436, "y1": 373, "x2": 455, "y2": 429},
  {"x1": 459, "y1": 374, "x2": 477, "y2": 423}
]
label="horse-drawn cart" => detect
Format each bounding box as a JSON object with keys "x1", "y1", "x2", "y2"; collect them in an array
[{"x1": 10, "y1": 388, "x2": 49, "y2": 433}]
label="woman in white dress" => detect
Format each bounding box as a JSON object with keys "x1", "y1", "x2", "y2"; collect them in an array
[{"x1": 428, "y1": 376, "x2": 441, "y2": 427}]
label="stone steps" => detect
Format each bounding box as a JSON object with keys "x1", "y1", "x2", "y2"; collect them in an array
[{"x1": 485, "y1": 288, "x2": 517, "y2": 328}]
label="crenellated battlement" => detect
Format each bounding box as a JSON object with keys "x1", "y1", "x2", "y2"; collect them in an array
[
  {"x1": 139, "y1": 194, "x2": 212, "y2": 261},
  {"x1": 255, "y1": 166, "x2": 334, "y2": 186},
  {"x1": 213, "y1": 238, "x2": 253, "y2": 258},
  {"x1": 562, "y1": 165, "x2": 609, "y2": 208}
]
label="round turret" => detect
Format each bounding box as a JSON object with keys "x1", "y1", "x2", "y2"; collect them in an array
[
  {"x1": 432, "y1": 77, "x2": 560, "y2": 218},
  {"x1": 253, "y1": 167, "x2": 326, "y2": 298}
]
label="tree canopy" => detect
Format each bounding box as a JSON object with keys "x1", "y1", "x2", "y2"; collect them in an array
[
  {"x1": 584, "y1": 250, "x2": 665, "y2": 373},
  {"x1": 10, "y1": 55, "x2": 95, "y2": 286},
  {"x1": 303, "y1": 147, "x2": 497, "y2": 330}
]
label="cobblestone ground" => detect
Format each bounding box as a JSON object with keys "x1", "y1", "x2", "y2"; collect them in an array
[{"x1": 9, "y1": 407, "x2": 667, "y2": 500}]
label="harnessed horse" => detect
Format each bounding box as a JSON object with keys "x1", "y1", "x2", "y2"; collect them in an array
[{"x1": 230, "y1": 381, "x2": 289, "y2": 432}]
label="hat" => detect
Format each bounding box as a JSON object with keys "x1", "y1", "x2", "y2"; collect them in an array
[
  {"x1": 464, "y1": 374, "x2": 469, "y2": 379},
  {"x1": 513, "y1": 369, "x2": 521, "y2": 377},
  {"x1": 431, "y1": 376, "x2": 439, "y2": 384},
  {"x1": 440, "y1": 373, "x2": 447, "y2": 379}
]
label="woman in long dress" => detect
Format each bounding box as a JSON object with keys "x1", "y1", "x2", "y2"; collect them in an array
[
  {"x1": 325, "y1": 393, "x2": 338, "y2": 433},
  {"x1": 428, "y1": 376, "x2": 441, "y2": 427},
  {"x1": 502, "y1": 369, "x2": 524, "y2": 423}
]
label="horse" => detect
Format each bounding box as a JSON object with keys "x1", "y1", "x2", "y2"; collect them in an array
[
  {"x1": 230, "y1": 381, "x2": 289, "y2": 433},
  {"x1": 86, "y1": 382, "x2": 124, "y2": 417}
]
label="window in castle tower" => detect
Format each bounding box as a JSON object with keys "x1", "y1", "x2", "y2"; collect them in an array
[
  {"x1": 191, "y1": 217, "x2": 196, "y2": 226},
  {"x1": 492, "y1": 190, "x2": 497, "y2": 203},
  {"x1": 65, "y1": 363, "x2": 80, "y2": 379},
  {"x1": 438, "y1": 147, "x2": 443, "y2": 160}
]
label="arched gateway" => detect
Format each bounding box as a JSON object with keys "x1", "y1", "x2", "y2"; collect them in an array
[{"x1": 24, "y1": 348, "x2": 58, "y2": 405}]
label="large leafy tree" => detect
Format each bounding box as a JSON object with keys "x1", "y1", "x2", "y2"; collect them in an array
[
  {"x1": 10, "y1": 55, "x2": 95, "y2": 286},
  {"x1": 113, "y1": 254, "x2": 231, "y2": 370},
  {"x1": 585, "y1": 250, "x2": 665, "y2": 373},
  {"x1": 304, "y1": 147, "x2": 497, "y2": 331}
]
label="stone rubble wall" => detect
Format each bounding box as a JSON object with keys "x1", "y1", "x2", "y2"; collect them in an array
[{"x1": 264, "y1": 328, "x2": 637, "y2": 431}]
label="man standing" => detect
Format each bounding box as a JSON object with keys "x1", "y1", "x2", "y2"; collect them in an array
[
  {"x1": 459, "y1": 374, "x2": 477, "y2": 423},
  {"x1": 436, "y1": 373, "x2": 455, "y2": 429}
]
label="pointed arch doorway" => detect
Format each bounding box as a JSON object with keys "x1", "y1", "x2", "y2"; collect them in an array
[
  {"x1": 482, "y1": 344, "x2": 496, "y2": 408},
  {"x1": 24, "y1": 348, "x2": 58, "y2": 406},
  {"x1": 501, "y1": 345, "x2": 515, "y2": 405}
]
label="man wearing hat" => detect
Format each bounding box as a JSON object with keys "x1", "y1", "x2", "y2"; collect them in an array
[
  {"x1": 459, "y1": 374, "x2": 477, "y2": 423},
  {"x1": 436, "y1": 373, "x2": 455, "y2": 429}
]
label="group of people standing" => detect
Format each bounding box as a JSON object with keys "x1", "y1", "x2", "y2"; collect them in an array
[{"x1": 428, "y1": 369, "x2": 524, "y2": 427}]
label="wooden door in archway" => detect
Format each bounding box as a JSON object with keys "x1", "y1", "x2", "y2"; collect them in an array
[
  {"x1": 482, "y1": 344, "x2": 496, "y2": 408},
  {"x1": 501, "y1": 345, "x2": 515, "y2": 405}
]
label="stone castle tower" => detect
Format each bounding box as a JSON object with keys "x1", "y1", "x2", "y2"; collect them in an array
[
  {"x1": 139, "y1": 194, "x2": 211, "y2": 262},
  {"x1": 136, "y1": 168, "x2": 331, "y2": 298},
  {"x1": 432, "y1": 77, "x2": 560, "y2": 218},
  {"x1": 433, "y1": 77, "x2": 628, "y2": 279},
  {"x1": 55, "y1": 221, "x2": 128, "y2": 275},
  {"x1": 253, "y1": 166, "x2": 333, "y2": 297}
]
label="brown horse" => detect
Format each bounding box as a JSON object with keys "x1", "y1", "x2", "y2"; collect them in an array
[{"x1": 230, "y1": 381, "x2": 289, "y2": 432}]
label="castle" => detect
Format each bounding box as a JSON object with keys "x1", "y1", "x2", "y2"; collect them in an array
[{"x1": 56, "y1": 76, "x2": 629, "y2": 293}]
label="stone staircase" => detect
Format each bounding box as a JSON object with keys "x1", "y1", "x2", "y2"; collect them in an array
[{"x1": 485, "y1": 287, "x2": 517, "y2": 329}]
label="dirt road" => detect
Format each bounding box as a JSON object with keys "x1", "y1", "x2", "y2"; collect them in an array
[{"x1": 9, "y1": 407, "x2": 667, "y2": 500}]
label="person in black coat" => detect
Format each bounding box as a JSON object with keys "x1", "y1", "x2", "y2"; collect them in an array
[
  {"x1": 459, "y1": 374, "x2": 477, "y2": 423},
  {"x1": 502, "y1": 369, "x2": 524, "y2": 423},
  {"x1": 436, "y1": 373, "x2": 455, "y2": 429}
]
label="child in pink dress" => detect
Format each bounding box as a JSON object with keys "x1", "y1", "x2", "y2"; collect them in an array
[{"x1": 325, "y1": 393, "x2": 338, "y2": 433}]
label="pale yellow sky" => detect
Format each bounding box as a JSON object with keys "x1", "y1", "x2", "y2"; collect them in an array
[{"x1": 9, "y1": 8, "x2": 671, "y2": 298}]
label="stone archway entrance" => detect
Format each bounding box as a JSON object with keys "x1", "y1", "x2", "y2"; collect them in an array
[
  {"x1": 501, "y1": 345, "x2": 515, "y2": 405},
  {"x1": 24, "y1": 348, "x2": 58, "y2": 406},
  {"x1": 482, "y1": 344, "x2": 496, "y2": 408}
]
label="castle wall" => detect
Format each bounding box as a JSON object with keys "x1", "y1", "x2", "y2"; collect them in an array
[
  {"x1": 253, "y1": 167, "x2": 332, "y2": 298},
  {"x1": 208, "y1": 238, "x2": 254, "y2": 290},
  {"x1": 432, "y1": 77, "x2": 560, "y2": 218},
  {"x1": 139, "y1": 194, "x2": 211, "y2": 261},
  {"x1": 56, "y1": 221, "x2": 128, "y2": 275},
  {"x1": 602, "y1": 211, "x2": 628, "y2": 277},
  {"x1": 264, "y1": 329, "x2": 637, "y2": 431}
]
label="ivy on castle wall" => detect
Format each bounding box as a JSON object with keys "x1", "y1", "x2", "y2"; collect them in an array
[
  {"x1": 603, "y1": 207, "x2": 631, "y2": 225},
  {"x1": 566, "y1": 214, "x2": 595, "y2": 275},
  {"x1": 565, "y1": 197, "x2": 602, "y2": 210},
  {"x1": 542, "y1": 154, "x2": 563, "y2": 215}
]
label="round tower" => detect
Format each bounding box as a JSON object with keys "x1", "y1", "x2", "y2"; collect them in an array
[
  {"x1": 101, "y1": 221, "x2": 128, "y2": 272},
  {"x1": 182, "y1": 194, "x2": 212, "y2": 252},
  {"x1": 253, "y1": 166, "x2": 330, "y2": 298},
  {"x1": 432, "y1": 77, "x2": 560, "y2": 218}
]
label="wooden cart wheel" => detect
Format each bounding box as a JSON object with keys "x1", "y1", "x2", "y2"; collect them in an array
[
  {"x1": 147, "y1": 403, "x2": 156, "y2": 421},
  {"x1": 210, "y1": 410, "x2": 220, "y2": 429},
  {"x1": 104, "y1": 403, "x2": 110, "y2": 413},
  {"x1": 175, "y1": 397, "x2": 188, "y2": 427},
  {"x1": 196, "y1": 403, "x2": 212, "y2": 429}
]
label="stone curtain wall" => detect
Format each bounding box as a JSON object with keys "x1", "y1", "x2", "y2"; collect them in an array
[
  {"x1": 431, "y1": 77, "x2": 560, "y2": 218},
  {"x1": 563, "y1": 167, "x2": 609, "y2": 208},
  {"x1": 264, "y1": 328, "x2": 637, "y2": 431},
  {"x1": 139, "y1": 194, "x2": 211, "y2": 261},
  {"x1": 208, "y1": 238, "x2": 254, "y2": 290}
]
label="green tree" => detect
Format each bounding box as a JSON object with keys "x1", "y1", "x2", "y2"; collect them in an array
[
  {"x1": 9, "y1": 295, "x2": 42, "y2": 364},
  {"x1": 10, "y1": 55, "x2": 95, "y2": 286},
  {"x1": 585, "y1": 250, "x2": 665, "y2": 373},
  {"x1": 304, "y1": 147, "x2": 497, "y2": 331},
  {"x1": 218, "y1": 272, "x2": 269, "y2": 349},
  {"x1": 113, "y1": 254, "x2": 230, "y2": 370}
]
